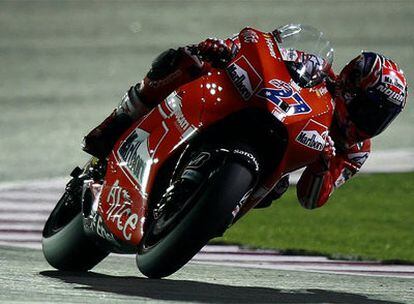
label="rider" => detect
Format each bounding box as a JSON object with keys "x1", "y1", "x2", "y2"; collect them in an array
[
  {"x1": 83, "y1": 30, "x2": 408, "y2": 210},
  {"x1": 296, "y1": 52, "x2": 407, "y2": 209}
]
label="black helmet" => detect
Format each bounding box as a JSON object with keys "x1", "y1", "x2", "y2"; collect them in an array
[{"x1": 336, "y1": 52, "x2": 407, "y2": 140}]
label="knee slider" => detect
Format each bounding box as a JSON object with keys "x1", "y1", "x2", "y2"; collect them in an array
[{"x1": 147, "y1": 48, "x2": 181, "y2": 80}]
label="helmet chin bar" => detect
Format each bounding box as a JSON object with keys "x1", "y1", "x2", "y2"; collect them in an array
[{"x1": 333, "y1": 98, "x2": 371, "y2": 149}]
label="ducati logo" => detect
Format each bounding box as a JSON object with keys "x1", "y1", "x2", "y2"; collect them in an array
[{"x1": 295, "y1": 120, "x2": 328, "y2": 151}]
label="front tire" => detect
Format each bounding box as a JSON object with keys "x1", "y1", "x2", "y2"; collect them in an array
[
  {"x1": 136, "y1": 161, "x2": 254, "y2": 278},
  {"x1": 42, "y1": 176, "x2": 109, "y2": 271}
]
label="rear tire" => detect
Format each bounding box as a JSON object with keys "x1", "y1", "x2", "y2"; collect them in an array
[
  {"x1": 136, "y1": 161, "x2": 254, "y2": 278},
  {"x1": 42, "y1": 177, "x2": 109, "y2": 271}
]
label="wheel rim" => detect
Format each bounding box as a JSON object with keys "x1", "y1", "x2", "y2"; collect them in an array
[{"x1": 142, "y1": 179, "x2": 205, "y2": 250}]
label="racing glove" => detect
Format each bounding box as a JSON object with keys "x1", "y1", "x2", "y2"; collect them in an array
[
  {"x1": 197, "y1": 38, "x2": 234, "y2": 68},
  {"x1": 313, "y1": 135, "x2": 336, "y2": 175}
]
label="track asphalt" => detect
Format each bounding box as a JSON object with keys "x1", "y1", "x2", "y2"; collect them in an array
[
  {"x1": 1, "y1": 2, "x2": 413, "y2": 302},
  {"x1": 1, "y1": 246, "x2": 414, "y2": 304},
  {"x1": 1, "y1": 177, "x2": 414, "y2": 303}
]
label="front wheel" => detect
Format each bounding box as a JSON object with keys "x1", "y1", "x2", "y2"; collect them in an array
[
  {"x1": 42, "y1": 172, "x2": 109, "y2": 271},
  {"x1": 136, "y1": 161, "x2": 254, "y2": 278}
]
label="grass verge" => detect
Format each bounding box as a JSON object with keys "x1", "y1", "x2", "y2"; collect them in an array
[{"x1": 220, "y1": 172, "x2": 414, "y2": 262}]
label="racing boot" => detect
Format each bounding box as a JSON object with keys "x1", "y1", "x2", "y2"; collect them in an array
[
  {"x1": 254, "y1": 175, "x2": 290, "y2": 208},
  {"x1": 82, "y1": 84, "x2": 151, "y2": 160}
]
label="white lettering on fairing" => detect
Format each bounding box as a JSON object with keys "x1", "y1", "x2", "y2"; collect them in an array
[{"x1": 106, "y1": 180, "x2": 139, "y2": 241}]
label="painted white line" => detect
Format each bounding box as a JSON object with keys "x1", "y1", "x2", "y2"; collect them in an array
[
  {"x1": 0, "y1": 223, "x2": 44, "y2": 230},
  {"x1": 0, "y1": 177, "x2": 67, "y2": 191},
  {"x1": 0, "y1": 213, "x2": 49, "y2": 221},
  {"x1": 0, "y1": 201, "x2": 55, "y2": 212},
  {"x1": 194, "y1": 252, "x2": 333, "y2": 263},
  {"x1": 0, "y1": 232, "x2": 41, "y2": 241},
  {"x1": 0, "y1": 192, "x2": 60, "y2": 201},
  {"x1": 115, "y1": 248, "x2": 414, "y2": 279},
  {"x1": 191, "y1": 260, "x2": 414, "y2": 279},
  {"x1": 0, "y1": 242, "x2": 41, "y2": 250}
]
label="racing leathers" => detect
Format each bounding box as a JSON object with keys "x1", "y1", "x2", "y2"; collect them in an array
[
  {"x1": 83, "y1": 33, "x2": 371, "y2": 210},
  {"x1": 296, "y1": 133, "x2": 371, "y2": 209}
]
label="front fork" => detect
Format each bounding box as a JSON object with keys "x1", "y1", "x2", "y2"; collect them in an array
[
  {"x1": 80, "y1": 146, "x2": 261, "y2": 253},
  {"x1": 73, "y1": 158, "x2": 138, "y2": 254},
  {"x1": 155, "y1": 146, "x2": 261, "y2": 225}
]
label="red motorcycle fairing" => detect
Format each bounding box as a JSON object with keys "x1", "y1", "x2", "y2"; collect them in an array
[{"x1": 94, "y1": 27, "x2": 333, "y2": 246}]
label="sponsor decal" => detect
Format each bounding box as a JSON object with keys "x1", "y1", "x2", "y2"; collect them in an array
[
  {"x1": 241, "y1": 29, "x2": 259, "y2": 43},
  {"x1": 310, "y1": 86, "x2": 329, "y2": 97},
  {"x1": 347, "y1": 152, "x2": 369, "y2": 167},
  {"x1": 231, "y1": 188, "x2": 254, "y2": 219},
  {"x1": 233, "y1": 149, "x2": 259, "y2": 171},
  {"x1": 257, "y1": 79, "x2": 312, "y2": 115},
  {"x1": 174, "y1": 110, "x2": 190, "y2": 130},
  {"x1": 118, "y1": 129, "x2": 151, "y2": 185},
  {"x1": 165, "y1": 92, "x2": 191, "y2": 132},
  {"x1": 227, "y1": 56, "x2": 262, "y2": 100},
  {"x1": 295, "y1": 120, "x2": 328, "y2": 151},
  {"x1": 265, "y1": 37, "x2": 277, "y2": 59},
  {"x1": 317, "y1": 86, "x2": 328, "y2": 97},
  {"x1": 365, "y1": 56, "x2": 407, "y2": 107},
  {"x1": 377, "y1": 83, "x2": 406, "y2": 106},
  {"x1": 106, "y1": 180, "x2": 139, "y2": 241},
  {"x1": 380, "y1": 59, "x2": 407, "y2": 106},
  {"x1": 383, "y1": 74, "x2": 405, "y2": 91},
  {"x1": 92, "y1": 213, "x2": 116, "y2": 242},
  {"x1": 334, "y1": 168, "x2": 354, "y2": 188}
]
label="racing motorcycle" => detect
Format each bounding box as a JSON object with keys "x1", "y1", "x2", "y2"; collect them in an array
[{"x1": 42, "y1": 24, "x2": 334, "y2": 278}]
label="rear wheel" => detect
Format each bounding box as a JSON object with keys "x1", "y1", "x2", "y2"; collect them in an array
[
  {"x1": 42, "y1": 172, "x2": 109, "y2": 271},
  {"x1": 136, "y1": 161, "x2": 254, "y2": 278}
]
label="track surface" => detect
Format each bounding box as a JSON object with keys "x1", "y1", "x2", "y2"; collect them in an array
[
  {"x1": 1, "y1": 178, "x2": 414, "y2": 303},
  {"x1": 1, "y1": 246, "x2": 414, "y2": 304},
  {"x1": 1, "y1": 2, "x2": 414, "y2": 302},
  {"x1": 1, "y1": 0, "x2": 414, "y2": 183}
]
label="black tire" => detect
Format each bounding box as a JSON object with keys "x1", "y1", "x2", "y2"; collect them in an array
[
  {"x1": 136, "y1": 161, "x2": 254, "y2": 278},
  {"x1": 42, "y1": 179, "x2": 109, "y2": 271}
]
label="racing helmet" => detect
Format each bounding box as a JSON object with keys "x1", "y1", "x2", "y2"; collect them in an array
[
  {"x1": 274, "y1": 24, "x2": 334, "y2": 88},
  {"x1": 335, "y1": 52, "x2": 407, "y2": 140}
]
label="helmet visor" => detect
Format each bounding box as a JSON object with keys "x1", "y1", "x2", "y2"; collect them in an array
[{"x1": 347, "y1": 92, "x2": 402, "y2": 137}]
